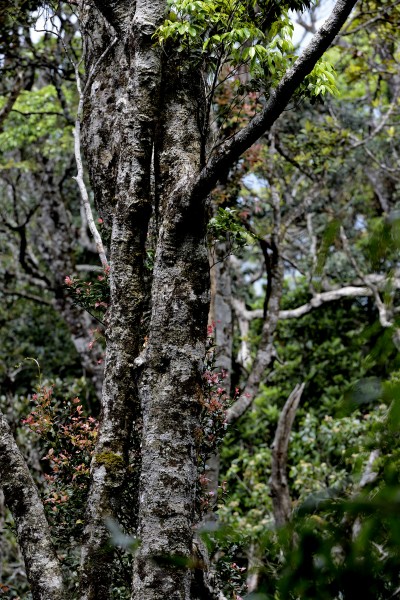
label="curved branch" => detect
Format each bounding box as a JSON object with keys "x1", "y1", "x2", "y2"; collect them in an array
[
  {"x1": 270, "y1": 383, "x2": 305, "y2": 528},
  {"x1": 232, "y1": 285, "x2": 384, "y2": 323},
  {"x1": 0, "y1": 412, "x2": 65, "y2": 599},
  {"x1": 192, "y1": 0, "x2": 359, "y2": 200},
  {"x1": 279, "y1": 285, "x2": 374, "y2": 319}
]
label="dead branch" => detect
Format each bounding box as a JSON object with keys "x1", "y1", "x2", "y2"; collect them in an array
[
  {"x1": 270, "y1": 383, "x2": 305, "y2": 528},
  {"x1": 72, "y1": 38, "x2": 117, "y2": 271}
]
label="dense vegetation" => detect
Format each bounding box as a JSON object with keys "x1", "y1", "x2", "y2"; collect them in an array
[{"x1": 1, "y1": 0, "x2": 400, "y2": 598}]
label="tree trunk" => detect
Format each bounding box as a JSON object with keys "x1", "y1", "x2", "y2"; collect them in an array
[
  {"x1": 0, "y1": 413, "x2": 65, "y2": 600},
  {"x1": 206, "y1": 240, "x2": 234, "y2": 513},
  {"x1": 131, "y1": 51, "x2": 208, "y2": 600}
]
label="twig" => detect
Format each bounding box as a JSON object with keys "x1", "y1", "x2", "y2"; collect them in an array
[
  {"x1": 340, "y1": 225, "x2": 392, "y2": 328},
  {"x1": 72, "y1": 38, "x2": 117, "y2": 270}
]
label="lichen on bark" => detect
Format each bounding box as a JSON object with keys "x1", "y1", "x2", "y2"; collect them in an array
[{"x1": 0, "y1": 413, "x2": 65, "y2": 600}]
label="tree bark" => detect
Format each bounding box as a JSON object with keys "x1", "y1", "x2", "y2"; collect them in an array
[
  {"x1": 0, "y1": 413, "x2": 65, "y2": 600},
  {"x1": 206, "y1": 240, "x2": 234, "y2": 514},
  {"x1": 79, "y1": 2, "x2": 166, "y2": 597},
  {"x1": 76, "y1": 0, "x2": 360, "y2": 597},
  {"x1": 132, "y1": 55, "x2": 208, "y2": 600},
  {"x1": 270, "y1": 383, "x2": 305, "y2": 528}
]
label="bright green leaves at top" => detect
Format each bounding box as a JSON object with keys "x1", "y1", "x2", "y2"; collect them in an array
[
  {"x1": 156, "y1": 0, "x2": 338, "y2": 109},
  {"x1": 157, "y1": 0, "x2": 297, "y2": 80}
]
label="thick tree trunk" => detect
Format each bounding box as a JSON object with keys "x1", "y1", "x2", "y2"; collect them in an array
[
  {"x1": 79, "y1": 2, "x2": 168, "y2": 598},
  {"x1": 132, "y1": 61, "x2": 208, "y2": 600}
]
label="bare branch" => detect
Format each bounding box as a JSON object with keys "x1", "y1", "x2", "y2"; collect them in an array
[
  {"x1": 279, "y1": 286, "x2": 374, "y2": 319},
  {"x1": 227, "y1": 178, "x2": 284, "y2": 423},
  {"x1": 232, "y1": 280, "x2": 400, "y2": 322},
  {"x1": 72, "y1": 39, "x2": 117, "y2": 271},
  {"x1": 350, "y1": 92, "x2": 399, "y2": 150},
  {"x1": 234, "y1": 298, "x2": 252, "y2": 371},
  {"x1": 270, "y1": 383, "x2": 305, "y2": 528},
  {"x1": 340, "y1": 0, "x2": 400, "y2": 36},
  {"x1": 340, "y1": 226, "x2": 393, "y2": 328},
  {"x1": 0, "y1": 412, "x2": 65, "y2": 599},
  {"x1": 352, "y1": 449, "x2": 380, "y2": 539}
]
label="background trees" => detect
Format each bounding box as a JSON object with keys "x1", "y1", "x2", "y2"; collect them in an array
[{"x1": 1, "y1": 1, "x2": 400, "y2": 599}]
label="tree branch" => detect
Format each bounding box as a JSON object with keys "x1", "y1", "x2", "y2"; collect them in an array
[
  {"x1": 340, "y1": 226, "x2": 393, "y2": 328},
  {"x1": 72, "y1": 39, "x2": 117, "y2": 271},
  {"x1": 232, "y1": 282, "x2": 400, "y2": 323},
  {"x1": 0, "y1": 72, "x2": 25, "y2": 133},
  {"x1": 0, "y1": 412, "x2": 65, "y2": 599},
  {"x1": 269, "y1": 383, "x2": 305, "y2": 528},
  {"x1": 192, "y1": 0, "x2": 359, "y2": 200},
  {"x1": 227, "y1": 178, "x2": 284, "y2": 424}
]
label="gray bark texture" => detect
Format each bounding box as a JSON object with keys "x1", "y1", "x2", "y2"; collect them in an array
[
  {"x1": 206, "y1": 240, "x2": 234, "y2": 514},
  {"x1": 0, "y1": 413, "x2": 65, "y2": 600},
  {"x1": 79, "y1": 2, "x2": 166, "y2": 597},
  {"x1": 0, "y1": 0, "x2": 360, "y2": 598}
]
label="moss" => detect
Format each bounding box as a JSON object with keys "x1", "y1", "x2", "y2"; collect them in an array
[{"x1": 95, "y1": 451, "x2": 124, "y2": 471}]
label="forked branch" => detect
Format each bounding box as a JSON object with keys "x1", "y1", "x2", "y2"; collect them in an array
[{"x1": 192, "y1": 0, "x2": 359, "y2": 199}]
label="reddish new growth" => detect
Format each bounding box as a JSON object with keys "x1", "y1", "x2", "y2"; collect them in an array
[
  {"x1": 22, "y1": 385, "x2": 98, "y2": 514},
  {"x1": 196, "y1": 323, "x2": 239, "y2": 515},
  {"x1": 64, "y1": 267, "x2": 110, "y2": 325}
]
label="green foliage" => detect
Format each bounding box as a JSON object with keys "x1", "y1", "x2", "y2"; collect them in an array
[
  {"x1": 1, "y1": 1, "x2": 400, "y2": 598},
  {"x1": 64, "y1": 270, "x2": 110, "y2": 325},
  {"x1": 22, "y1": 379, "x2": 98, "y2": 531},
  {"x1": 156, "y1": 0, "x2": 336, "y2": 102},
  {"x1": 208, "y1": 207, "x2": 256, "y2": 253},
  {"x1": 217, "y1": 277, "x2": 397, "y2": 595},
  {"x1": 0, "y1": 85, "x2": 74, "y2": 168},
  {"x1": 0, "y1": 296, "x2": 82, "y2": 395},
  {"x1": 19, "y1": 377, "x2": 98, "y2": 593}
]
